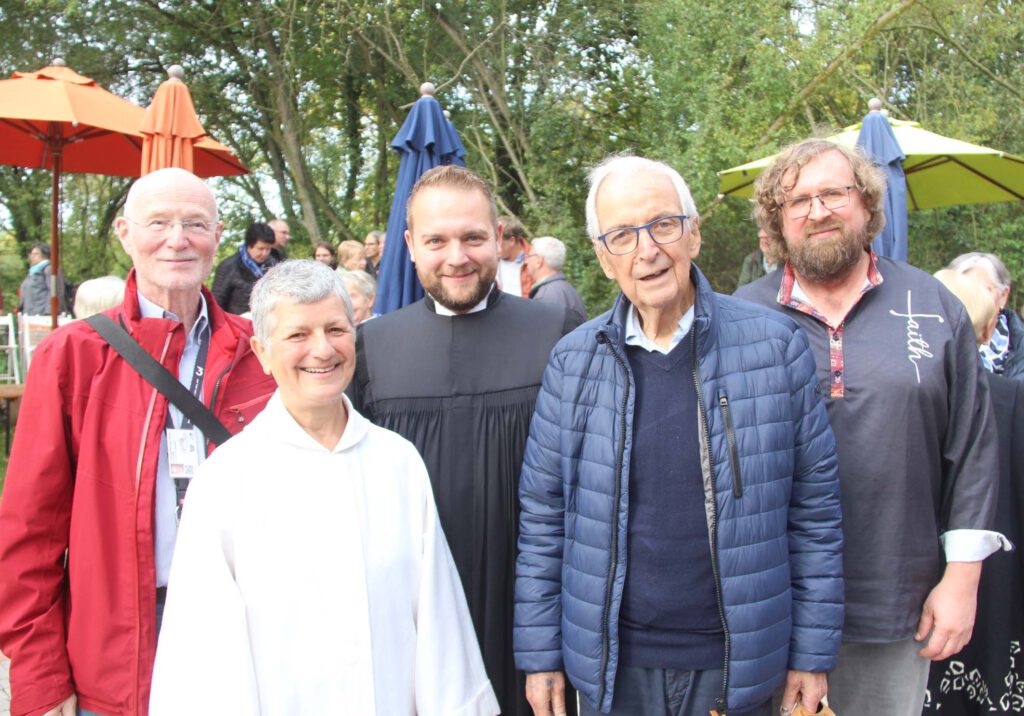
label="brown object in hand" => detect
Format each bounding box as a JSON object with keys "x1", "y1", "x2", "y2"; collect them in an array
[{"x1": 790, "y1": 705, "x2": 837, "y2": 716}]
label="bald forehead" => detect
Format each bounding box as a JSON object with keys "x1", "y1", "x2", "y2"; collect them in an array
[{"x1": 125, "y1": 168, "x2": 217, "y2": 219}]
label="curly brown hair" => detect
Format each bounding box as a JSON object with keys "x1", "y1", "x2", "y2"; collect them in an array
[{"x1": 752, "y1": 139, "x2": 887, "y2": 263}]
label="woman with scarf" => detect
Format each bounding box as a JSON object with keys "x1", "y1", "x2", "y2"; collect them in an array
[{"x1": 212, "y1": 222, "x2": 276, "y2": 315}]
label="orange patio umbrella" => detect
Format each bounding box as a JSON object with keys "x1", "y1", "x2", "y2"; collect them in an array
[
  {"x1": 139, "y1": 65, "x2": 247, "y2": 177},
  {"x1": 0, "y1": 59, "x2": 149, "y2": 325},
  {"x1": 0, "y1": 60, "x2": 248, "y2": 327}
]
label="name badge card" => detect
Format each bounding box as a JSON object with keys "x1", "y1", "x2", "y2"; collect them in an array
[{"x1": 167, "y1": 428, "x2": 200, "y2": 479}]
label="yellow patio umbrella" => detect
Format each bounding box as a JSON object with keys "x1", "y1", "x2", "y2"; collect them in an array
[{"x1": 718, "y1": 117, "x2": 1024, "y2": 210}]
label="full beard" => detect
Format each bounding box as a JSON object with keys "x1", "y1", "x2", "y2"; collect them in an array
[
  {"x1": 787, "y1": 221, "x2": 868, "y2": 283},
  {"x1": 422, "y1": 264, "x2": 497, "y2": 313}
]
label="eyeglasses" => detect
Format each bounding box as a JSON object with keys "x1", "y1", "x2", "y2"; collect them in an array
[
  {"x1": 124, "y1": 217, "x2": 216, "y2": 238},
  {"x1": 597, "y1": 215, "x2": 688, "y2": 255},
  {"x1": 780, "y1": 185, "x2": 858, "y2": 220}
]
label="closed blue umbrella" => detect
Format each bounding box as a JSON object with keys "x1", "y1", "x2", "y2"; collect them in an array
[
  {"x1": 856, "y1": 100, "x2": 908, "y2": 261},
  {"x1": 376, "y1": 84, "x2": 467, "y2": 314}
]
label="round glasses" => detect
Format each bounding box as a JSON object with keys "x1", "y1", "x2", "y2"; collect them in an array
[{"x1": 597, "y1": 215, "x2": 688, "y2": 255}]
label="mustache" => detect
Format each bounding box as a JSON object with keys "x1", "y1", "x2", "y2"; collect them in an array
[{"x1": 803, "y1": 219, "x2": 843, "y2": 236}]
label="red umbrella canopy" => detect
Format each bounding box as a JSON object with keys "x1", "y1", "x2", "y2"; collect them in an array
[{"x1": 0, "y1": 60, "x2": 145, "y2": 175}]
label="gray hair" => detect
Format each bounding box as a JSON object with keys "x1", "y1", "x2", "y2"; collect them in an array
[
  {"x1": 73, "y1": 275, "x2": 126, "y2": 319},
  {"x1": 530, "y1": 236, "x2": 567, "y2": 270},
  {"x1": 948, "y1": 252, "x2": 1011, "y2": 292},
  {"x1": 250, "y1": 260, "x2": 354, "y2": 343},
  {"x1": 339, "y1": 269, "x2": 377, "y2": 299},
  {"x1": 584, "y1": 155, "x2": 699, "y2": 240}
]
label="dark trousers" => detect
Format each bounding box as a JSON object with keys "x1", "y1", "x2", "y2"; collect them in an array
[{"x1": 581, "y1": 666, "x2": 771, "y2": 716}]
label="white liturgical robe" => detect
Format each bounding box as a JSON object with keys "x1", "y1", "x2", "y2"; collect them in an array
[{"x1": 150, "y1": 392, "x2": 498, "y2": 716}]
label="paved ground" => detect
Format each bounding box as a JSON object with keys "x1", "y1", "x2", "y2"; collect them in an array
[{"x1": 1, "y1": 656, "x2": 9, "y2": 715}]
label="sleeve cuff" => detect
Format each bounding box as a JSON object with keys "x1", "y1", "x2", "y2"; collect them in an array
[{"x1": 940, "y1": 529, "x2": 1014, "y2": 562}]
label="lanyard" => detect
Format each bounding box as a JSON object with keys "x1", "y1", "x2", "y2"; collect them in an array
[{"x1": 166, "y1": 323, "x2": 211, "y2": 432}]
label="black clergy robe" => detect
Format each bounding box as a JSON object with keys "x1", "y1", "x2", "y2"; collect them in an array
[
  {"x1": 924, "y1": 372, "x2": 1024, "y2": 715},
  {"x1": 351, "y1": 289, "x2": 581, "y2": 716}
]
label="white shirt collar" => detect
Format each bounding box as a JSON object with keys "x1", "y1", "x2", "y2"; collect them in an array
[
  {"x1": 624, "y1": 303, "x2": 695, "y2": 355},
  {"x1": 428, "y1": 285, "x2": 495, "y2": 316}
]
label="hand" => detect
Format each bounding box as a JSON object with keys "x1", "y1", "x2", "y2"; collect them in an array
[
  {"x1": 42, "y1": 694, "x2": 76, "y2": 716},
  {"x1": 916, "y1": 561, "x2": 982, "y2": 660},
  {"x1": 780, "y1": 670, "x2": 827, "y2": 713},
  {"x1": 525, "y1": 671, "x2": 567, "y2": 716}
]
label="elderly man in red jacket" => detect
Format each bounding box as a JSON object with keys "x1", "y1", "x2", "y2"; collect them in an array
[{"x1": 0, "y1": 168, "x2": 276, "y2": 716}]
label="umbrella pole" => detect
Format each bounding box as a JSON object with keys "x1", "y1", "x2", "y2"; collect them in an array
[{"x1": 50, "y1": 144, "x2": 61, "y2": 329}]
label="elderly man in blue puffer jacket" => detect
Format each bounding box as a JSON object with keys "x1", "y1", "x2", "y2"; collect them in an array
[{"x1": 514, "y1": 156, "x2": 844, "y2": 716}]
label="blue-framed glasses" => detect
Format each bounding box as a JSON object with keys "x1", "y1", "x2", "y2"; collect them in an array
[{"x1": 597, "y1": 215, "x2": 688, "y2": 255}]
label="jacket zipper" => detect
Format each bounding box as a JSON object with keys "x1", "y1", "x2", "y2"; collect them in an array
[
  {"x1": 133, "y1": 329, "x2": 173, "y2": 715},
  {"x1": 205, "y1": 360, "x2": 234, "y2": 452},
  {"x1": 596, "y1": 331, "x2": 630, "y2": 709},
  {"x1": 718, "y1": 390, "x2": 743, "y2": 498},
  {"x1": 691, "y1": 327, "x2": 731, "y2": 714}
]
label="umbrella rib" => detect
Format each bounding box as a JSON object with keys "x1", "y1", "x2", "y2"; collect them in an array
[
  {"x1": 1, "y1": 117, "x2": 48, "y2": 142},
  {"x1": 723, "y1": 176, "x2": 757, "y2": 195},
  {"x1": 905, "y1": 182, "x2": 921, "y2": 211},
  {"x1": 944, "y1": 155, "x2": 1024, "y2": 200},
  {"x1": 905, "y1": 156, "x2": 951, "y2": 173}
]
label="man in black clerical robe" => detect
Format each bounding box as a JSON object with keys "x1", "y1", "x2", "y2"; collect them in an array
[{"x1": 350, "y1": 165, "x2": 581, "y2": 716}]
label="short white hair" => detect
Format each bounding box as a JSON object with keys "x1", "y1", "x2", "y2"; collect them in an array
[
  {"x1": 73, "y1": 276, "x2": 126, "y2": 319},
  {"x1": 250, "y1": 260, "x2": 353, "y2": 343},
  {"x1": 948, "y1": 252, "x2": 1011, "y2": 292},
  {"x1": 584, "y1": 155, "x2": 699, "y2": 240},
  {"x1": 339, "y1": 270, "x2": 377, "y2": 299},
  {"x1": 530, "y1": 236, "x2": 567, "y2": 270}
]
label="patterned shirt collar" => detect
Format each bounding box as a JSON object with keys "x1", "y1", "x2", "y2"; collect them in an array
[{"x1": 777, "y1": 250, "x2": 884, "y2": 329}]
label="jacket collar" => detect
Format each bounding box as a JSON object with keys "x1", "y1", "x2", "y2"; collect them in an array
[
  {"x1": 115, "y1": 269, "x2": 244, "y2": 355},
  {"x1": 598, "y1": 263, "x2": 717, "y2": 358}
]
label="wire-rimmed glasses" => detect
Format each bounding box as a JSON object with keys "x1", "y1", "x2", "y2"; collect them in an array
[{"x1": 780, "y1": 185, "x2": 858, "y2": 220}]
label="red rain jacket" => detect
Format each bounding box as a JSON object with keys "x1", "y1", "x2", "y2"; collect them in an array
[{"x1": 0, "y1": 271, "x2": 275, "y2": 715}]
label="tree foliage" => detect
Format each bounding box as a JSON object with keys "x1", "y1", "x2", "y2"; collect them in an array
[{"x1": 0, "y1": 0, "x2": 1022, "y2": 313}]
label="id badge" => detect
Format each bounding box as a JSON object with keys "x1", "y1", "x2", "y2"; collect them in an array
[{"x1": 167, "y1": 428, "x2": 200, "y2": 479}]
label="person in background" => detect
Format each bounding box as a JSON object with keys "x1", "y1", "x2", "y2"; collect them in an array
[
  {"x1": 737, "y1": 228, "x2": 780, "y2": 287},
  {"x1": 268, "y1": 218, "x2": 291, "y2": 263},
  {"x1": 364, "y1": 230, "x2": 384, "y2": 279},
  {"x1": 339, "y1": 270, "x2": 378, "y2": 325},
  {"x1": 211, "y1": 222, "x2": 276, "y2": 315},
  {"x1": 0, "y1": 168, "x2": 275, "y2": 716},
  {"x1": 19, "y1": 242, "x2": 68, "y2": 316},
  {"x1": 948, "y1": 252, "x2": 1024, "y2": 380},
  {"x1": 150, "y1": 260, "x2": 499, "y2": 716},
  {"x1": 923, "y1": 269, "x2": 1024, "y2": 715},
  {"x1": 337, "y1": 240, "x2": 367, "y2": 273},
  {"x1": 73, "y1": 275, "x2": 126, "y2": 319},
  {"x1": 313, "y1": 241, "x2": 337, "y2": 269},
  {"x1": 737, "y1": 138, "x2": 1003, "y2": 715},
  {"x1": 497, "y1": 215, "x2": 533, "y2": 297},
  {"x1": 524, "y1": 236, "x2": 587, "y2": 324}
]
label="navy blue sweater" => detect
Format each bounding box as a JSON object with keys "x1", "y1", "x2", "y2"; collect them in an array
[{"x1": 619, "y1": 338, "x2": 724, "y2": 669}]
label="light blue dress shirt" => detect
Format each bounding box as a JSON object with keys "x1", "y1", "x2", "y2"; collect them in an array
[{"x1": 137, "y1": 291, "x2": 211, "y2": 587}]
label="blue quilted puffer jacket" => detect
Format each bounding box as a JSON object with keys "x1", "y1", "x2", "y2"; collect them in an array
[{"x1": 514, "y1": 266, "x2": 843, "y2": 713}]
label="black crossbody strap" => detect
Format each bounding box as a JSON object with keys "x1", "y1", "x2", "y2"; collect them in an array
[{"x1": 86, "y1": 314, "x2": 232, "y2": 446}]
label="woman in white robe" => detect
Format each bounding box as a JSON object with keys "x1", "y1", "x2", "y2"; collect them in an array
[{"x1": 150, "y1": 260, "x2": 498, "y2": 716}]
